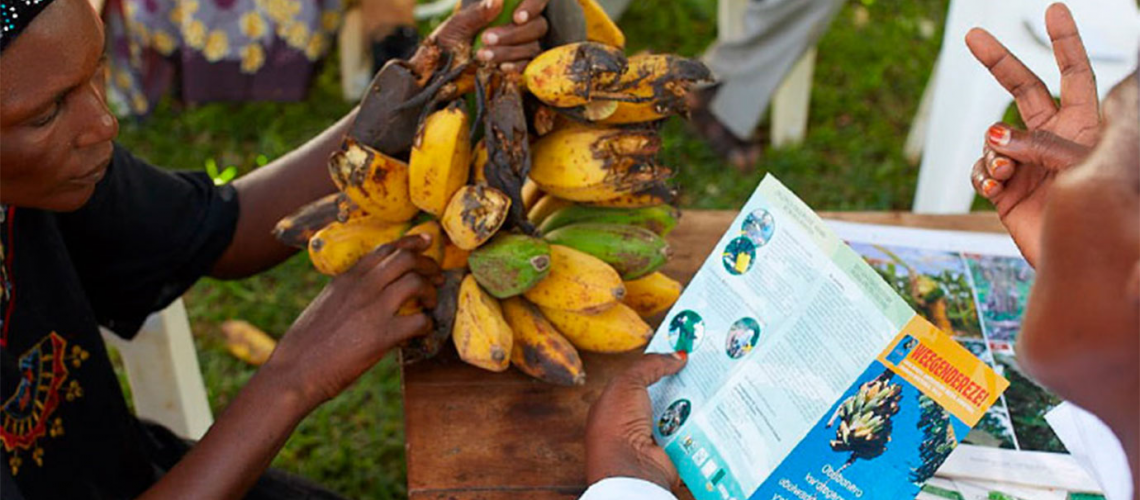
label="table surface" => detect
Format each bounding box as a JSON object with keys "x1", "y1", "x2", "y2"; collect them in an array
[{"x1": 401, "y1": 210, "x2": 1006, "y2": 500}]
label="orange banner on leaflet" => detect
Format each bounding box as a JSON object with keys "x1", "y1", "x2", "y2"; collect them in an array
[{"x1": 878, "y1": 316, "x2": 1009, "y2": 427}]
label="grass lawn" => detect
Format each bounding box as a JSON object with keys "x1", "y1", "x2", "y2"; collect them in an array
[{"x1": 114, "y1": 0, "x2": 964, "y2": 497}]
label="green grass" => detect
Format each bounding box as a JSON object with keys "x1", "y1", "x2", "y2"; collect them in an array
[{"x1": 114, "y1": 1, "x2": 961, "y2": 497}]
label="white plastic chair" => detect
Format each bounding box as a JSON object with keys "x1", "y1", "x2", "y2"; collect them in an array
[
  {"x1": 909, "y1": 0, "x2": 1140, "y2": 214},
  {"x1": 101, "y1": 300, "x2": 214, "y2": 440}
]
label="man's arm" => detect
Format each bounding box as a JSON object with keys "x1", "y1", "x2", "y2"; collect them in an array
[
  {"x1": 141, "y1": 237, "x2": 441, "y2": 500},
  {"x1": 208, "y1": 111, "x2": 353, "y2": 279}
]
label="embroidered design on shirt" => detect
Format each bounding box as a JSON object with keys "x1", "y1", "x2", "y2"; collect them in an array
[{"x1": 1, "y1": 332, "x2": 88, "y2": 474}]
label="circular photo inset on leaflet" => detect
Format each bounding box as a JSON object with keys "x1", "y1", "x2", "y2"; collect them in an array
[
  {"x1": 722, "y1": 236, "x2": 757, "y2": 276},
  {"x1": 725, "y1": 317, "x2": 762, "y2": 359},
  {"x1": 667, "y1": 310, "x2": 705, "y2": 353},
  {"x1": 742, "y1": 209, "x2": 776, "y2": 248},
  {"x1": 657, "y1": 399, "x2": 692, "y2": 437}
]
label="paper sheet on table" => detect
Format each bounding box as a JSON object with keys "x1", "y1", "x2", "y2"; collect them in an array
[{"x1": 1045, "y1": 402, "x2": 1134, "y2": 500}]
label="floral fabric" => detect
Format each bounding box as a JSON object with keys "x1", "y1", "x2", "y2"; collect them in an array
[{"x1": 105, "y1": 0, "x2": 344, "y2": 115}]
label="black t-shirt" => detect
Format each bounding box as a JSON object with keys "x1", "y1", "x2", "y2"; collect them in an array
[{"x1": 0, "y1": 144, "x2": 239, "y2": 499}]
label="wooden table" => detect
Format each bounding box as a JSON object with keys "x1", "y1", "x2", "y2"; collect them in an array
[{"x1": 402, "y1": 211, "x2": 1005, "y2": 500}]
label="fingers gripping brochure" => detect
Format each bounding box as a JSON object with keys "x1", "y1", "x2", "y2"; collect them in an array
[{"x1": 646, "y1": 175, "x2": 1009, "y2": 500}]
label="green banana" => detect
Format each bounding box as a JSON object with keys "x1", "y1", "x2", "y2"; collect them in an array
[
  {"x1": 538, "y1": 204, "x2": 680, "y2": 236},
  {"x1": 543, "y1": 223, "x2": 670, "y2": 280},
  {"x1": 468, "y1": 234, "x2": 552, "y2": 298}
]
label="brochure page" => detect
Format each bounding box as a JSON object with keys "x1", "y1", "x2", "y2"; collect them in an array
[{"x1": 646, "y1": 175, "x2": 1008, "y2": 500}]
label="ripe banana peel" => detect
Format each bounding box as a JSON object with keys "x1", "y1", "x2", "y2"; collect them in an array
[
  {"x1": 274, "y1": 193, "x2": 341, "y2": 249},
  {"x1": 453, "y1": 274, "x2": 514, "y2": 372},
  {"x1": 523, "y1": 42, "x2": 629, "y2": 108},
  {"x1": 502, "y1": 297, "x2": 586, "y2": 386},
  {"x1": 441, "y1": 184, "x2": 512, "y2": 250},
  {"x1": 540, "y1": 302, "x2": 652, "y2": 353},
  {"x1": 588, "y1": 182, "x2": 677, "y2": 208},
  {"x1": 409, "y1": 102, "x2": 472, "y2": 216},
  {"x1": 335, "y1": 193, "x2": 369, "y2": 223},
  {"x1": 622, "y1": 271, "x2": 682, "y2": 318},
  {"x1": 530, "y1": 127, "x2": 672, "y2": 202},
  {"x1": 469, "y1": 234, "x2": 551, "y2": 299},
  {"x1": 329, "y1": 140, "x2": 420, "y2": 223},
  {"x1": 523, "y1": 244, "x2": 624, "y2": 313},
  {"x1": 538, "y1": 203, "x2": 680, "y2": 236},
  {"x1": 308, "y1": 219, "x2": 410, "y2": 276},
  {"x1": 442, "y1": 241, "x2": 471, "y2": 270},
  {"x1": 599, "y1": 54, "x2": 713, "y2": 125},
  {"x1": 543, "y1": 223, "x2": 671, "y2": 280},
  {"x1": 576, "y1": 0, "x2": 625, "y2": 48}
]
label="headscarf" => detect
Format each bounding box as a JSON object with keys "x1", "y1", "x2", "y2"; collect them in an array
[{"x1": 1, "y1": 0, "x2": 54, "y2": 52}]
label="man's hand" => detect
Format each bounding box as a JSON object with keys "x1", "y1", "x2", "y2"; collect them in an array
[
  {"x1": 586, "y1": 353, "x2": 687, "y2": 491},
  {"x1": 429, "y1": 0, "x2": 551, "y2": 70},
  {"x1": 266, "y1": 235, "x2": 443, "y2": 410},
  {"x1": 965, "y1": 3, "x2": 1100, "y2": 266}
]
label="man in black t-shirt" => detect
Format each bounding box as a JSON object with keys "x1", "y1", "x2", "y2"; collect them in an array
[{"x1": 0, "y1": 0, "x2": 551, "y2": 498}]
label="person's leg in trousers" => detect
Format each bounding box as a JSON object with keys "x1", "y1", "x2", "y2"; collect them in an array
[
  {"x1": 594, "y1": 0, "x2": 633, "y2": 20},
  {"x1": 699, "y1": 0, "x2": 844, "y2": 165}
]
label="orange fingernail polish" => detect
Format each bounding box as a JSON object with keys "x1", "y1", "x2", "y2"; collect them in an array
[
  {"x1": 992, "y1": 157, "x2": 1013, "y2": 176},
  {"x1": 672, "y1": 351, "x2": 688, "y2": 361},
  {"x1": 982, "y1": 179, "x2": 999, "y2": 195},
  {"x1": 987, "y1": 125, "x2": 1010, "y2": 146}
]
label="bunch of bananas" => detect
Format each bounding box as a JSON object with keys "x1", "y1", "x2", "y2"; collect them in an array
[
  {"x1": 826, "y1": 373, "x2": 903, "y2": 460},
  {"x1": 273, "y1": 0, "x2": 708, "y2": 385}
]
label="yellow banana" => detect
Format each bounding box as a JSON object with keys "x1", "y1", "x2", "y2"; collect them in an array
[
  {"x1": 335, "y1": 193, "x2": 369, "y2": 223},
  {"x1": 524, "y1": 42, "x2": 628, "y2": 108},
  {"x1": 220, "y1": 320, "x2": 277, "y2": 366},
  {"x1": 577, "y1": 0, "x2": 625, "y2": 48},
  {"x1": 527, "y1": 194, "x2": 573, "y2": 227},
  {"x1": 409, "y1": 102, "x2": 472, "y2": 216},
  {"x1": 522, "y1": 178, "x2": 542, "y2": 212},
  {"x1": 453, "y1": 275, "x2": 513, "y2": 372},
  {"x1": 523, "y1": 244, "x2": 624, "y2": 313},
  {"x1": 588, "y1": 183, "x2": 677, "y2": 208},
  {"x1": 599, "y1": 54, "x2": 713, "y2": 125},
  {"x1": 329, "y1": 140, "x2": 420, "y2": 222},
  {"x1": 441, "y1": 184, "x2": 512, "y2": 250},
  {"x1": 442, "y1": 240, "x2": 471, "y2": 270},
  {"x1": 530, "y1": 127, "x2": 671, "y2": 202},
  {"x1": 308, "y1": 219, "x2": 410, "y2": 276},
  {"x1": 406, "y1": 219, "x2": 445, "y2": 264},
  {"x1": 539, "y1": 303, "x2": 652, "y2": 353},
  {"x1": 622, "y1": 272, "x2": 683, "y2": 318},
  {"x1": 502, "y1": 298, "x2": 586, "y2": 386}
]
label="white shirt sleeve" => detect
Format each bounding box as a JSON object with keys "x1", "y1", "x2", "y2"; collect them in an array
[{"x1": 579, "y1": 477, "x2": 679, "y2": 500}]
